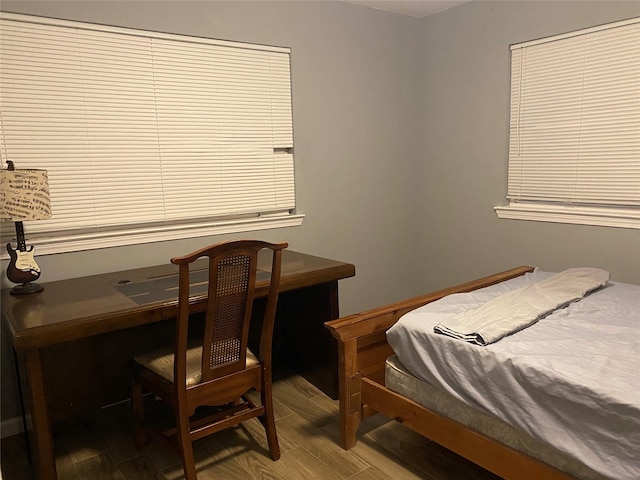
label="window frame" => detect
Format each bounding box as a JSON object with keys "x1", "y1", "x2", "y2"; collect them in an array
[
  {"x1": 0, "y1": 13, "x2": 303, "y2": 258},
  {"x1": 495, "y1": 17, "x2": 640, "y2": 230}
]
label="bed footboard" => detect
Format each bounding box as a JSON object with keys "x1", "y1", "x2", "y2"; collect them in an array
[{"x1": 325, "y1": 266, "x2": 533, "y2": 449}]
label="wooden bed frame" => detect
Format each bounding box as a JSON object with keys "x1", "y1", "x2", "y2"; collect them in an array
[{"x1": 325, "y1": 266, "x2": 577, "y2": 480}]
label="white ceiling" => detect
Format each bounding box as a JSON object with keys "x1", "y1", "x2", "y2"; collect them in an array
[
  {"x1": 346, "y1": 0, "x2": 472, "y2": 18},
  {"x1": 346, "y1": 0, "x2": 471, "y2": 18}
]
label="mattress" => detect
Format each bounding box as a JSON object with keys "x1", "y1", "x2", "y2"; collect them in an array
[
  {"x1": 386, "y1": 269, "x2": 640, "y2": 480},
  {"x1": 385, "y1": 355, "x2": 602, "y2": 479}
]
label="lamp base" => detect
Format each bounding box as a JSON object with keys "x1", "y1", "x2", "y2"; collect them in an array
[{"x1": 10, "y1": 282, "x2": 44, "y2": 295}]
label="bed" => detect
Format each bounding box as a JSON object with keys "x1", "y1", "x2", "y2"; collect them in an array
[{"x1": 325, "y1": 266, "x2": 640, "y2": 480}]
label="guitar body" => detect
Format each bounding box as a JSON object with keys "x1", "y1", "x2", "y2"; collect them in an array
[
  {"x1": 7, "y1": 242, "x2": 41, "y2": 284},
  {"x1": 6, "y1": 220, "x2": 41, "y2": 285},
  {"x1": 3, "y1": 163, "x2": 47, "y2": 294}
]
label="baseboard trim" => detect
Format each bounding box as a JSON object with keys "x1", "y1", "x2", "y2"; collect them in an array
[
  {"x1": 1, "y1": 399, "x2": 134, "y2": 440},
  {"x1": 1, "y1": 415, "x2": 30, "y2": 439}
]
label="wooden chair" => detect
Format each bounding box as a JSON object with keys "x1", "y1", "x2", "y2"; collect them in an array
[{"x1": 130, "y1": 240, "x2": 288, "y2": 480}]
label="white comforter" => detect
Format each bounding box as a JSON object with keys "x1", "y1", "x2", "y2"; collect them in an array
[{"x1": 386, "y1": 269, "x2": 640, "y2": 480}]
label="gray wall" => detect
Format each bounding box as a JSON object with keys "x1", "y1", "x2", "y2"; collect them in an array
[
  {"x1": 1, "y1": 1, "x2": 639, "y2": 422},
  {"x1": 416, "y1": 0, "x2": 640, "y2": 294},
  {"x1": 0, "y1": 0, "x2": 425, "y2": 311}
]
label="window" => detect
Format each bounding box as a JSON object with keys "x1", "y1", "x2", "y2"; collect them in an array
[
  {"x1": 495, "y1": 17, "x2": 640, "y2": 229},
  {"x1": 0, "y1": 13, "x2": 303, "y2": 256}
]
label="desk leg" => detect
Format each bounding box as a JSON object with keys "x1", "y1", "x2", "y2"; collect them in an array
[
  {"x1": 13, "y1": 347, "x2": 32, "y2": 464},
  {"x1": 24, "y1": 347, "x2": 57, "y2": 480}
]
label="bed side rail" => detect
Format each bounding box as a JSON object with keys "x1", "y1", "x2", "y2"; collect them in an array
[{"x1": 361, "y1": 377, "x2": 574, "y2": 480}]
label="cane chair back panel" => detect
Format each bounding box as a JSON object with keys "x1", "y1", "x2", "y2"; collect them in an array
[{"x1": 202, "y1": 251, "x2": 255, "y2": 381}]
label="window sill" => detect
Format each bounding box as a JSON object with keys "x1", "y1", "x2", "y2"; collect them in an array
[
  {"x1": 494, "y1": 203, "x2": 640, "y2": 230},
  {"x1": 1, "y1": 213, "x2": 305, "y2": 258}
]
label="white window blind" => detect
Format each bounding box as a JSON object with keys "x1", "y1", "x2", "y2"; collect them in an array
[
  {"x1": 0, "y1": 13, "x2": 302, "y2": 255},
  {"x1": 495, "y1": 17, "x2": 640, "y2": 229}
]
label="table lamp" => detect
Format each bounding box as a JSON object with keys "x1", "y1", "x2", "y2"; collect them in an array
[{"x1": 0, "y1": 161, "x2": 52, "y2": 294}]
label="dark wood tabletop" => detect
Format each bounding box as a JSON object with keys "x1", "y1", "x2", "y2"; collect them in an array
[{"x1": 2, "y1": 249, "x2": 355, "y2": 350}]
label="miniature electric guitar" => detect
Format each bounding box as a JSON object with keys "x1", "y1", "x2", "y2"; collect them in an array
[{"x1": 6, "y1": 220, "x2": 41, "y2": 284}]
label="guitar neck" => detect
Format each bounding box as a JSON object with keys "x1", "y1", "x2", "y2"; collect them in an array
[{"x1": 14, "y1": 221, "x2": 27, "y2": 252}]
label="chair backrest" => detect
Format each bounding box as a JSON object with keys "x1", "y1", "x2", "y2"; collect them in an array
[{"x1": 170, "y1": 240, "x2": 288, "y2": 387}]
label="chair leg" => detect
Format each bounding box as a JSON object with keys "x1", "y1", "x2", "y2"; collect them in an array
[
  {"x1": 131, "y1": 378, "x2": 148, "y2": 447},
  {"x1": 261, "y1": 384, "x2": 280, "y2": 460},
  {"x1": 176, "y1": 409, "x2": 198, "y2": 480}
]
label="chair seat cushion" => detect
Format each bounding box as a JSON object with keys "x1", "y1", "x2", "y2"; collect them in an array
[{"x1": 134, "y1": 345, "x2": 259, "y2": 387}]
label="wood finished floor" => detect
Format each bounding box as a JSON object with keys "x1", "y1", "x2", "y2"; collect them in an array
[{"x1": 1, "y1": 370, "x2": 500, "y2": 480}]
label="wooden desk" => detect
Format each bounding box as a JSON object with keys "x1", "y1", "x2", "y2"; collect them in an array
[{"x1": 2, "y1": 250, "x2": 355, "y2": 480}]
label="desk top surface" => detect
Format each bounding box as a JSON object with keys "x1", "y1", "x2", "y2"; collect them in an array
[{"x1": 2, "y1": 250, "x2": 355, "y2": 349}]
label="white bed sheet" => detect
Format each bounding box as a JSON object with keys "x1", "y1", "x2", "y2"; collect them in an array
[{"x1": 386, "y1": 269, "x2": 640, "y2": 480}]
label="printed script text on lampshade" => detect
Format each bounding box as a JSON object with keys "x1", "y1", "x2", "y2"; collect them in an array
[{"x1": 0, "y1": 169, "x2": 52, "y2": 221}]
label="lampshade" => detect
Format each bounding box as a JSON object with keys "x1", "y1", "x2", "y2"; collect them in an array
[{"x1": 0, "y1": 168, "x2": 52, "y2": 221}]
